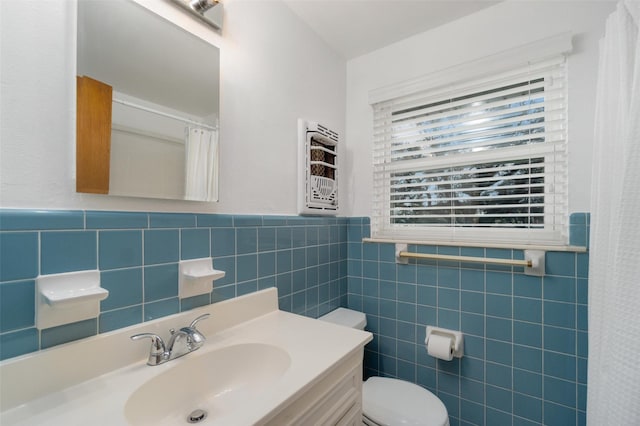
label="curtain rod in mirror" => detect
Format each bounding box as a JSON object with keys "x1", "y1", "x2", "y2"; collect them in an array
[
  {"x1": 170, "y1": 0, "x2": 223, "y2": 31},
  {"x1": 112, "y1": 97, "x2": 218, "y2": 131}
]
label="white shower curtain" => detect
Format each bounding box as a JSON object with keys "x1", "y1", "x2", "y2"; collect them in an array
[
  {"x1": 184, "y1": 127, "x2": 218, "y2": 202},
  {"x1": 588, "y1": 1, "x2": 640, "y2": 424}
]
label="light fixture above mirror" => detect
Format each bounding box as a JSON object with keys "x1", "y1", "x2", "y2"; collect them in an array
[{"x1": 170, "y1": 0, "x2": 223, "y2": 31}]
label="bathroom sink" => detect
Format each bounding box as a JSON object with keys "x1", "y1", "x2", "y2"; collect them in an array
[{"x1": 124, "y1": 343, "x2": 291, "y2": 425}]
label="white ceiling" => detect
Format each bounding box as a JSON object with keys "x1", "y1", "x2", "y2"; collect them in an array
[{"x1": 283, "y1": 0, "x2": 502, "y2": 60}]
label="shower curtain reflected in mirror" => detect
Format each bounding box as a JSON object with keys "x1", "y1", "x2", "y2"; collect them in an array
[{"x1": 184, "y1": 127, "x2": 219, "y2": 202}]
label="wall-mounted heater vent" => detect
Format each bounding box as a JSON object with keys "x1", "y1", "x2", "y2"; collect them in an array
[{"x1": 298, "y1": 119, "x2": 339, "y2": 216}]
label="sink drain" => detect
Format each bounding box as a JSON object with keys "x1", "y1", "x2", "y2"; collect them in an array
[{"x1": 187, "y1": 409, "x2": 207, "y2": 423}]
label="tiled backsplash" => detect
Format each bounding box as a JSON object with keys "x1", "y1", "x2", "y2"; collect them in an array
[
  {"x1": 0, "y1": 210, "x2": 349, "y2": 360},
  {"x1": 347, "y1": 213, "x2": 590, "y2": 426}
]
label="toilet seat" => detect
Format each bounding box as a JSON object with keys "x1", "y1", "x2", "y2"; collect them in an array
[{"x1": 362, "y1": 377, "x2": 450, "y2": 426}]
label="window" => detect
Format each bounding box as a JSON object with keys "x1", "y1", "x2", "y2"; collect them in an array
[{"x1": 371, "y1": 55, "x2": 568, "y2": 245}]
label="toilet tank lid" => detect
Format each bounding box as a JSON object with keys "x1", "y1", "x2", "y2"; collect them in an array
[{"x1": 318, "y1": 308, "x2": 366, "y2": 330}]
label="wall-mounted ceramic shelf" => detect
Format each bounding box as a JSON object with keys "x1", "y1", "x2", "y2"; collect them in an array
[
  {"x1": 179, "y1": 258, "x2": 225, "y2": 298},
  {"x1": 36, "y1": 270, "x2": 108, "y2": 329},
  {"x1": 42, "y1": 287, "x2": 108, "y2": 308}
]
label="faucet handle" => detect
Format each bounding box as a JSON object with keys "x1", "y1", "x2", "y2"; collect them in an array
[
  {"x1": 189, "y1": 313, "x2": 210, "y2": 329},
  {"x1": 131, "y1": 333, "x2": 167, "y2": 366},
  {"x1": 130, "y1": 333, "x2": 166, "y2": 354}
]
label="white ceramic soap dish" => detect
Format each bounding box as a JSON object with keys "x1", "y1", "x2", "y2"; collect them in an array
[
  {"x1": 36, "y1": 270, "x2": 108, "y2": 329},
  {"x1": 179, "y1": 257, "x2": 225, "y2": 298}
]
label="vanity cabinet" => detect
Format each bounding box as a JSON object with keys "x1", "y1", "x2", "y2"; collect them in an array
[{"x1": 265, "y1": 349, "x2": 364, "y2": 426}]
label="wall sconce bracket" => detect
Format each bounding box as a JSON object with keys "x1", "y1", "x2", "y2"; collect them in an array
[{"x1": 169, "y1": 0, "x2": 223, "y2": 31}]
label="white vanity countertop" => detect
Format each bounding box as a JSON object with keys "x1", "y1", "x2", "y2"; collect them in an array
[{"x1": 0, "y1": 288, "x2": 372, "y2": 425}]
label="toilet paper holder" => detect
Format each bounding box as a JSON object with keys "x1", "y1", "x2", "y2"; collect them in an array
[{"x1": 425, "y1": 326, "x2": 464, "y2": 358}]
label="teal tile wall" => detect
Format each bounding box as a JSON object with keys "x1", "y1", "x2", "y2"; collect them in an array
[
  {"x1": 0, "y1": 208, "x2": 590, "y2": 426},
  {"x1": 0, "y1": 210, "x2": 349, "y2": 360},
  {"x1": 347, "y1": 214, "x2": 589, "y2": 426}
]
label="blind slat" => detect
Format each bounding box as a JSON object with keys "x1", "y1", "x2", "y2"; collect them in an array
[
  {"x1": 380, "y1": 70, "x2": 566, "y2": 121},
  {"x1": 378, "y1": 118, "x2": 563, "y2": 153},
  {"x1": 377, "y1": 143, "x2": 566, "y2": 174},
  {"x1": 383, "y1": 83, "x2": 562, "y2": 126}
]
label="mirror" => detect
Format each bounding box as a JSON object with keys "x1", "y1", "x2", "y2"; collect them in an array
[{"x1": 76, "y1": 0, "x2": 220, "y2": 201}]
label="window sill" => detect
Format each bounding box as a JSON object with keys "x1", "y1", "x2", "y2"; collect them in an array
[{"x1": 362, "y1": 237, "x2": 587, "y2": 253}]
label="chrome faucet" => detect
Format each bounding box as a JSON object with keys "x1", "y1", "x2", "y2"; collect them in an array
[{"x1": 131, "y1": 313, "x2": 210, "y2": 366}]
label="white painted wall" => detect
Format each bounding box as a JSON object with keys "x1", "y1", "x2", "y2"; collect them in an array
[
  {"x1": 344, "y1": 1, "x2": 615, "y2": 217},
  {"x1": 0, "y1": 0, "x2": 345, "y2": 214},
  {"x1": 1, "y1": 0, "x2": 613, "y2": 217}
]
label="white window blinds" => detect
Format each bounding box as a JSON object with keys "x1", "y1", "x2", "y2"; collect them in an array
[{"x1": 371, "y1": 56, "x2": 568, "y2": 245}]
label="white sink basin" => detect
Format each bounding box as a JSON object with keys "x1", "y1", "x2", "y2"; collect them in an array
[{"x1": 124, "y1": 343, "x2": 291, "y2": 425}]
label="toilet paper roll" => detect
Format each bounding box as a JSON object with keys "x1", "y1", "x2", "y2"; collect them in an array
[{"x1": 427, "y1": 334, "x2": 454, "y2": 361}]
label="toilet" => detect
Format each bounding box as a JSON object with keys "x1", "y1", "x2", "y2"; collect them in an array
[{"x1": 319, "y1": 308, "x2": 450, "y2": 426}]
